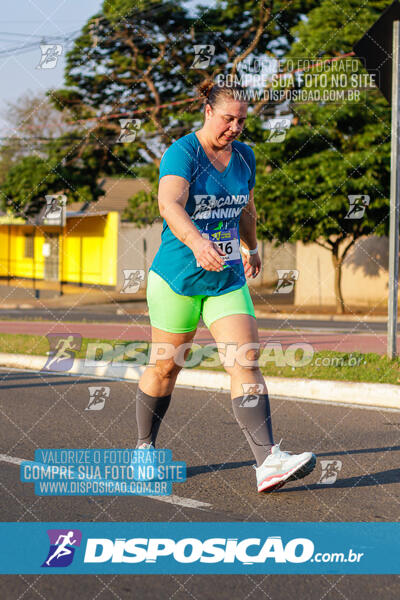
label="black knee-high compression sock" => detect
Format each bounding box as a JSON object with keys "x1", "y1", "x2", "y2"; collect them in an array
[
  {"x1": 136, "y1": 387, "x2": 171, "y2": 447},
  {"x1": 232, "y1": 393, "x2": 274, "y2": 467}
]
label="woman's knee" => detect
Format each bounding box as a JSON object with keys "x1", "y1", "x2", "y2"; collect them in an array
[
  {"x1": 222, "y1": 343, "x2": 261, "y2": 373},
  {"x1": 150, "y1": 359, "x2": 182, "y2": 381},
  {"x1": 223, "y1": 362, "x2": 260, "y2": 378}
]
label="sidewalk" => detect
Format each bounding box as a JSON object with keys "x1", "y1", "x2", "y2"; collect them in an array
[
  {"x1": 0, "y1": 319, "x2": 393, "y2": 354},
  {"x1": 0, "y1": 280, "x2": 146, "y2": 309}
]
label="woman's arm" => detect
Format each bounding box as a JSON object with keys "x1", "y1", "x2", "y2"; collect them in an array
[
  {"x1": 239, "y1": 188, "x2": 261, "y2": 279},
  {"x1": 158, "y1": 175, "x2": 225, "y2": 272},
  {"x1": 239, "y1": 188, "x2": 258, "y2": 250}
]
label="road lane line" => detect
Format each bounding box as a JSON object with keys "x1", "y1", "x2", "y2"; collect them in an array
[
  {"x1": 0, "y1": 453, "x2": 212, "y2": 511},
  {"x1": 0, "y1": 454, "x2": 24, "y2": 466},
  {"x1": 146, "y1": 494, "x2": 211, "y2": 510}
]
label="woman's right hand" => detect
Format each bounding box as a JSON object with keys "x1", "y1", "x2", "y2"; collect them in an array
[{"x1": 192, "y1": 236, "x2": 226, "y2": 271}]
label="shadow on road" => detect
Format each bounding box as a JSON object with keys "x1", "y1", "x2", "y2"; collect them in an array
[
  {"x1": 187, "y1": 460, "x2": 255, "y2": 478},
  {"x1": 317, "y1": 446, "x2": 400, "y2": 456},
  {"x1": 278, "y1": 467, "x2": 400, "y2": 493},
  {"x1": 0, "y1": 373, "x2": 115, "y2": 390},
  {"x1": 187, "y1": 448, "x2": 400, "y2": 488}
]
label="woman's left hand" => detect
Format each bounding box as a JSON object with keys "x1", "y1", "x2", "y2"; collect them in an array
[{"x1": 242, "y1": 251, "x2": 261, "y2": 279}]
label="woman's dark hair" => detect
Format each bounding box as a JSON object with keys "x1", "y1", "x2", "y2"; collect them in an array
[{"x1": 198, "y1": 79, "x2": 248, "y2": 111}]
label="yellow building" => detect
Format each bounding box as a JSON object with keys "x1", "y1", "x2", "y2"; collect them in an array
[
  {"x1": 0, "y1": 212, "x2": 119, "y2": 288},
  {"x1": 0, "y1": 178, "x2": 149, "y2": 290},
  {"x1": 0, "y1": 176, "x2": 393, "y2": 309}
]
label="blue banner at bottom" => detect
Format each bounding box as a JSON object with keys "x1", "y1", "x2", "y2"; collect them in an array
[{"x1": 0, "y1": 522, "x2": 398, "y2": 574}]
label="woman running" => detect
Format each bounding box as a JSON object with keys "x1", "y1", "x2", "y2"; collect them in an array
[{"x1": 135, "y1": 80, "x2": 316, "y2": 492}]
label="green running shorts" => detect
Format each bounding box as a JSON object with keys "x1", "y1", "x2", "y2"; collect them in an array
[{"x1": 147, "y1": 269, "x2": 256, "y2": 333}]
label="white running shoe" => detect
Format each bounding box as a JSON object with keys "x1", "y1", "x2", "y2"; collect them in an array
[
  {"x1": 131, "y1": 443, "x2": 158, "y2": 481},
  {"x1": 255, "y1": 442, "x2": 316, "y2": 493}
]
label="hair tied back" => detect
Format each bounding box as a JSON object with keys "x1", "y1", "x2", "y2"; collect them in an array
[{"x1": 198, "y1": 79, "x2": 214, "y2": 99}]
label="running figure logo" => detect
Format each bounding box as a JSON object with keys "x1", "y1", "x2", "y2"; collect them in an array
[
  {"x1": 274, "y1": 270, "x2": 299, "y2": 294},
  {"x1": 191, "y1": 45, "x2": 215, "y2": 69},
  {"x1": 345, "y1": 195, "x2": 370, "y2": 219},
  {"x1": 117, "y1": 119, "x2": 141, "y2": 143},
  {"x1": 240, "y1": 383, "x2": 264, "y2": 407},
  {"x1": 43, "y1": 194, "x2": 66, "y2": 225},
  {"x1": 266, "y1": 118, "x2": 291, "y2": 143},
  {"x1": 42, "y1": 334, "x2": 82, "y2": 372},
  {"x1": 42, "y1": 529, "x2": 82, "y2": 567},
  {"x1": 210, "y1": 221, "x2": 224, "y2": 241},
  {"x1": 121, "y1": 269, "x2": 145, "y2": 293},
  {"x1": 86, "y1": 386, "x2": 110, "y2": 410},
  {"x1": 317, "y1": 460, "x2": 342, "y2": 484},
  {"x1": 36, "y1": 44, "x2": 63, "y2": 69}
]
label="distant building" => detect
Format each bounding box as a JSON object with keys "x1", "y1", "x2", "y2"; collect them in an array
[
  {"x1": 0, "y1": 177, "x2": 155, "y2": 290},
  {"x1": 0, "y1": 177, "x2": 392, "y2": 307}
]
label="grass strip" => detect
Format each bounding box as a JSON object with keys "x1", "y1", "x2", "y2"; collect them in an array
[{"x1": 0, "y1": 333, "x2": 398, "y2": 385}]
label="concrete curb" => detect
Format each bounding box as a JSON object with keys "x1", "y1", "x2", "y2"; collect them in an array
[{"x1": 0, "y1": 353, "x2": 399, "y2": 410}]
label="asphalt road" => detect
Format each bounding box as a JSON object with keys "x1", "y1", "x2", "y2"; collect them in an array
[
  {"x1": 0, "y1": 368, "x2": 399, "y2": 598},
  {"x1": 0, "y1": 305, "x2": 391, "y2": 333}
]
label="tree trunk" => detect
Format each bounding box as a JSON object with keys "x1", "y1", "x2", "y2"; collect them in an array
[{"x1": 331, "y1": 246, "x2": 346, "y2": 314}]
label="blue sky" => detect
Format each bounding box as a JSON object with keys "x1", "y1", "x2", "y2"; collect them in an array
[
  {"x1": 0, "y1": 1, "x2": 102, "y2": 108},
  {"x1": 0, "y1": 0, "x2": 208, "y2": 134}
]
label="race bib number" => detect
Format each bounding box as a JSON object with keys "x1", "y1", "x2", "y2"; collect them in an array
[{"x1": 196, "y1": 227, "x2": 241, "y2": 267}]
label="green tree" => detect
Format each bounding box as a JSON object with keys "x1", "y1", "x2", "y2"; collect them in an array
[
  {"x1": 81, "y1": 0, "x2": 316, "y2": 223},
  {"x1": 0, "y1": 153, "x2": 104, "y2": 218},
  {"x1": 255, "y1": 0, "x2": 391, "y2": 313},
  {"x1": 0, "y1": 91, "x2": 77, "y2": 185},
  {"x1": 0, "y1": 91, "x2": 105, "y2": 216}
]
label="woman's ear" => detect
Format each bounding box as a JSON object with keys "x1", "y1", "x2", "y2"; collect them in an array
[{"x1": 205, "y1": 104, "x2": 213, "y2": 121}]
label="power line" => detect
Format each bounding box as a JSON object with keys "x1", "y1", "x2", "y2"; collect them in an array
[
  {"x1": 0, "y1": 30, "x2": 79, "y2": 57},
  {"x1": 0, "y1": 2, "x2": 186, "y2": 59},
  {"x1": 0, "y1": 32, "x2": 68, "y2": 39}
]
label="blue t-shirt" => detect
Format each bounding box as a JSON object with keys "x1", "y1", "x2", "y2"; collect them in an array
[{"x1": 150, "y1": 131, "x2": 256, "y2": 296}]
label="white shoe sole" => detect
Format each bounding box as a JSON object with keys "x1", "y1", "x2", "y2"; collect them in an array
[{"x1": 257, "y1": 454, "x2": 317, "y2": 493}]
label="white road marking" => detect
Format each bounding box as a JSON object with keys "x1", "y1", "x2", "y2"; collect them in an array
[
  {"x1": 0, "y1": 453, "x2": 212, "y2": 511},
  {"x1": 145, "y1": 494, "x2": 211, "y2": 510},
  {"x1": 0, "y1": 454, "x2": 24, "y2": 466}
]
